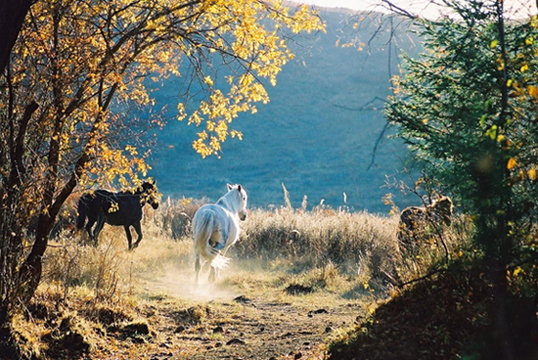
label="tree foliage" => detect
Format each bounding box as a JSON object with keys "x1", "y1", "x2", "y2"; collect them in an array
[
  {"x1": 385, "y1": 1, "x2": 538, "y2": 356},
  {"x1": 387, "y1": 0, "x2": 538, "y2": 265},
  {"x1": 0, "y1": 0, "x2": 324, "y2": 327}
]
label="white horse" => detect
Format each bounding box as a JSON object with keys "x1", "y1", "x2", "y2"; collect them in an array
[{"x1": 192, "y1": 184, "x2": 248, "y2": 283}]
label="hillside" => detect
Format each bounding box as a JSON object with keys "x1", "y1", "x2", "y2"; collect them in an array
[{"x1": 144, "y1": 8, "x2": 420, "y2": 213}]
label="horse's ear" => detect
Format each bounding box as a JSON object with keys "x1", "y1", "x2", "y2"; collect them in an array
[
  {"x1": 227, "y1": 183, "x2": 233, "y2": 191},
  {"x1": 237, "y1": 184, "x2": 242, "y2": 192}
]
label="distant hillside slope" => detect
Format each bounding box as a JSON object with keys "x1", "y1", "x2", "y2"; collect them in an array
[{"x1": 146, "y1": 8, "x2": 420, "y2": 213}]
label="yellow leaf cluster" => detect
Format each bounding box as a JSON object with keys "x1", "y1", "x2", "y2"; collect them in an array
[
  {"x1": 176, "y1": 0, "x2": 324, "y2": 157},
  {"x1": 507, "y1": 157, "x2": 517, "y2": 170},
  {"x1": 5, "y1": 0, "x2": 324, "y2": 199}
]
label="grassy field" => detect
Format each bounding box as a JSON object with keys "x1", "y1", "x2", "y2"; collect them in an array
[{"x1": 8, "y1": 194, "x2": 465, "y2": 360}]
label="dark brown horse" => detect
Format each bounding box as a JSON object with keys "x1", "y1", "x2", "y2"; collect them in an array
[
  {"x1": 397, "y1": 196, "x2": 453, "y2": 254},
  {"x1": 76, "y1": 181, "x2": 159, "y2": 250}
]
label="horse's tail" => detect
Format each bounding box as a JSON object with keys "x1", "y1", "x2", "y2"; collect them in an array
[
  {"x1": 76, "y1": 195, "x2": 89, "y2": 230},
  {"x1": 210, "y1": 251, "x2": 229, "y2": 270},
  {"x1": 193, "y1": 210, "x2": 229, "y2": 270}
]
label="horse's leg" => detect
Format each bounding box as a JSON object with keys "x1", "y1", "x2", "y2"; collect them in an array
[
  {"x1": 195, "y1": 252, "x2": 201, "y2": 285},
  {"x1": 85, "y1": 217, "x2": 95, "y2": 244},
  {"x1": 131, "y1": 222, "x2": 143, "y2": 250},
  {"x1": 93, "y1": 216, "x2": 105, "y2": 246},
  {"x1": 208, "y1": 229, "x2": 228, "y2": 283},
  {"x1": 124, "y1": 225, "x2": 134, "y2": 251},
  {"x1": 208, "y1": 265, "x2": 216, "y2": 283}
]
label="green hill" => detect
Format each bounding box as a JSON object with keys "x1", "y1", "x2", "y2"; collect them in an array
[{"x1": 145, "y1": 8, "x2": 420, "y2": 213}]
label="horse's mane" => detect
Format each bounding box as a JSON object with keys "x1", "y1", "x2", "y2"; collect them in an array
[{"x1": 216, "y1": 187, "x2": 242, "y2": 213}]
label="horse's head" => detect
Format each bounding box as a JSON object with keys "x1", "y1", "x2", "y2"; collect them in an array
[
  {"x1": 227, "y1": 183, "x2": 248, "y2": 221},
  {"x1": 433, "y1": 196, "x2": 453, "y2": 225},
  {"x1": 141, "y1": 181, "x2": 160, "y2": 210}
]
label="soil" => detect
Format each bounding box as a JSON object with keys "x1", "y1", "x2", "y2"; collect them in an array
[{"x1": 87, "y1": 277, "x2": 368, "y2": 360}]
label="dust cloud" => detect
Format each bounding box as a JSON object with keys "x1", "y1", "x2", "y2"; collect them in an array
[{"x1": 137, "y1": 264, "x2": 241, "y2": 302}]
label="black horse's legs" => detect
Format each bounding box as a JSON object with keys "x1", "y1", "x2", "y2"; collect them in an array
[
  {"x1": 85, "y1": 216, "x2": 97, "y2": 245},
  {"x1": 93, "y1": 215, "x2": 105, "y2": 246},
  {"x1": 124, "y1": 225, "x2": 133, "y2": 250},
  {"x1": 84, "y1": 220, "x2": 94, "y2": 241},
  {"x1": 131, "y1": 222, "x2": 143, "y2": 250}
]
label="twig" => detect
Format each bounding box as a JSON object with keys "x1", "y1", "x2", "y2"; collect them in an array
[
  {"x1": 397, "y1": 267, "x2": 448, "y2": 288},
  {"x1": 367, "y1": 121, "x2": 390, "y2": 171}
]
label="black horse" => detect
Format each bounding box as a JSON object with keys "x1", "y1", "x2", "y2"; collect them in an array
[{"x1": 76, "y1": 181, "x2": 159, "y2": 250}]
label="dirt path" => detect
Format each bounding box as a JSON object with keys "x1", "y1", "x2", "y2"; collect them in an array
[
  {"x1": 149, "y1": 295, "x2": 363, "y2": 359},
  {"x1": 90, "y1": 270, "x2": 368, "y2": 359},
  {"x1": 122, "y1": 295, "x2": 363, "y2": 360}
]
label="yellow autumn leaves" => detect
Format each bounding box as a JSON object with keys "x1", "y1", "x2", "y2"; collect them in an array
[
  {"x1": 506, "y1": 157, "x2": 537, "y2": 183},
  {"x1": 177, "y1": 1, "x2": 325, "y2": 158},
  {"x1": 8, "y1": 0, "x2": 324, "y2": 195}
]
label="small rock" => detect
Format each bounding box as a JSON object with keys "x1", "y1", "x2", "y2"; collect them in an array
[
  {"x1": 285, "y1": 284, "x2": 314, "y2": 295},
  {"x1": 307, "y1": 308, "x2": 328, "y2": 317},
  {"x1": 213, "y1": 326, "x2": 224, "y2": 333},
  {"x1": 226, "y1": 338, "x2": 246, "y2": 345},
  {"x1": 123, "y1": 322, "x2": 150, "y2": 336},
  {"x1": 233, "y1": 295, "x2": 251, "y2": 303},
  {"x1": 131, "y1": 336, "x2": 146, "y2": 344},
  {"x1": 174, "y1": 325, "x2": 186, "y2": 333}
]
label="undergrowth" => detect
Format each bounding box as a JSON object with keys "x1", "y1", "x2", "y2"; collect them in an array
[{"x1": 4, "y1": 194, "x2": 468, "y2": 359}]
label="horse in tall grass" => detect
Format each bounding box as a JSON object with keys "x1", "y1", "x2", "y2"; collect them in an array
[
  {"x1": 192, "y1": 184, "x2": 248, "y2": 283},
  {"x1": 397, "y1": 196, "x2": 453, "y2": 254},
  {"x1": 76, "y1": 181, "x2": 159, "y2": 250}
]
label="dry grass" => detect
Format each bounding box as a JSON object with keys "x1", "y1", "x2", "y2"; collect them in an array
[
  {"x1": 9, "y1": 196, "x2": 470, "y2": 359},
  {"x1": 236, "y1": 206, "x2": 400, "y2": 289}
]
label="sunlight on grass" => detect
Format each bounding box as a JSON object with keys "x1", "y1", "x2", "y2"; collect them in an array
[{"x1": 24, "y1": 198, "x2": 469, "y2": 359}]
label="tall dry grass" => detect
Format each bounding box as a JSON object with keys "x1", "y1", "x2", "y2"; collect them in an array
[
  {"x1": 235, "y1": 206, "x2": 400, "y2": 286},
  {"x1": 41, "y1": 192, "x2": 469, "y2": 299},
  {"x1": 11, "y1": 193, "x2": 471, "y2": 359}
]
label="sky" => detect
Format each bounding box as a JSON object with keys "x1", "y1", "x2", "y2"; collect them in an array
[{"x1": 297, "y1": 0, "x2": 536, "y2": 20}]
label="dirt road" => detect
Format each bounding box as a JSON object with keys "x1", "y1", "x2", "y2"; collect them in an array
[{"x1": 90, "y1": 271, "x2": 368, "y2": 359}]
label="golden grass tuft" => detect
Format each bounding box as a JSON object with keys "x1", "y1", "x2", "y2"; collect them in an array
[{"x1": 234, "y1": 206, "x2": 401, "y2": 289}]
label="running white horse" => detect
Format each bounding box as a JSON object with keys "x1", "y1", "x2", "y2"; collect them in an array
[{"x1": 192, "y1": 184, "x2": 248, "y2": 283}]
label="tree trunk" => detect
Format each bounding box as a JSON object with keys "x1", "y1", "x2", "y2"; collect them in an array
[
  {"x1": 0, "y1": 0, "x2": 34, "y2": 74},
  {"x1": 17, "y1": 157, "x2": 88, "y2": 302}
]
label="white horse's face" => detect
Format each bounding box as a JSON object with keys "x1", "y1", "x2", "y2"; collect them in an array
[{"x1": 228, "y1": 183, "x2": 248, "y2": 221}]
